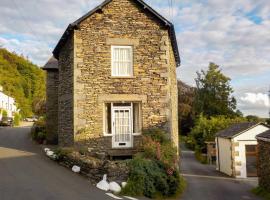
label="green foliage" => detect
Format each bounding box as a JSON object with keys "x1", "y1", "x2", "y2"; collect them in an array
[
  {"x1": 2, "y1": 109, "x2": 7, "y2": 117},
  {"x1": 0, "y1": 48, "x2": 45, "y2": 117},
  {"x1": 252, "y1": 187, "x2": 270, "y2": 200},
  {"x1": 54, "y1": 148, "x2": 73, "y2": 162},
  {"x1": 122, "y1": 157, "x2": 181, "y2": 198},
  {"x1": 31, "y1": 117, "x2": 46, "y2": 143},
  {"x1": 122, "y1": 128, "x2": 184, "y2": 199},
  {"x1": 178, "y1": 80, "x2": 196, "y2": 135},
  {"x1": 246, "y1": 115, "x2": 262, "y2": 122},
  {"x1": 190, "y1": 115, "x2": 246, "y2": 151},
  {"x1": 13, "y1": 113, "x2": 21, "y2": 126},
  {"x1": 194, "y1": 62, "x2": 240, "y2": 118},
  {"x1": 266, "y1": 119, "x2": 270, "y2": 126}
]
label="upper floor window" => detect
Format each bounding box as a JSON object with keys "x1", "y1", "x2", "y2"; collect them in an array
[{"x1": 111, "y1": 46, "x2": 133, "y2": 77}]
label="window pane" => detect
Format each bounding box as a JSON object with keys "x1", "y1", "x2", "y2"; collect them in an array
[{"x1": 112, "y1": 46, "x2": 132, "y2": 76}]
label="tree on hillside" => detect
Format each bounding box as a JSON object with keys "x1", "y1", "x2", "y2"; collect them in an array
[
  {"x1": 194, "y1": 62, "x2": 240, "y2": 117},
  {"x1": 246, "y1": 115, "x2": 262, "y2": 122},
  {"x1": 0, "y1": 48, "x2": 45, "y2": 117},
  {"x1": 178, "y1": 80, "x2": 196, "y2": 135}
]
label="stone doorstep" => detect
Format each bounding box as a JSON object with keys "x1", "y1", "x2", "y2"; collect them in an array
[{"x1": 108, "y1": 149, "x2": 140, "y2": 159}]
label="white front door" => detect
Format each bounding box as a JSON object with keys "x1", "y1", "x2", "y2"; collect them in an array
[{"x1": 112, "y1": 106, "x2": 133, "y2": 148}]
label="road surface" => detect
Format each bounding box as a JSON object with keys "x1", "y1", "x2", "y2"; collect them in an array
[
  {"x1": 0, "y1": 126, "x2": 132, "y2": 200},
  {"x1": 180, "y1": 149, "x2": 261, "y2": 200}
]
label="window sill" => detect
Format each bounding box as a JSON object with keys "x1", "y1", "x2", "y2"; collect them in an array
[
  {"x1": 103, "y1": 133, "x2": 141, "y2": 137},
  {"x1": 110, "y1": 76, "x2": 136, "y2": 79}
]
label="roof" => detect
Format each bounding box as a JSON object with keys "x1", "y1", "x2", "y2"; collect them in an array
[
  {"x1": 52, "y1": 0, "x2": 180, "y2": 66},
  {"x1": 216, "y1": 122, "x2": 261, "y2": 139},
  {"x1": 256, "y1": 129, "x2": 270, "y2": 141},
  {"x1": 43, "y1": 57, "x2": 58, "y2": 70}
]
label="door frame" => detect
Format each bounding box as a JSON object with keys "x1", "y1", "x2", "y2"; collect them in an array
[{"x1": 111, "y1": 104, "x2": 133, "y2": 148}]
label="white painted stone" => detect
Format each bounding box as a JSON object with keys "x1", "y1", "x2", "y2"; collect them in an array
[
  {"x1": 97, "y1": 174, "x2": 110, "y2": 191},
  {"x1": 72, "y1": 165, "x2": 81, "y2": 173},
  {"x1": 121, "y1": 182, "x2": 127, "y2": 188},
  {"x1": 109, "y1": 182, "x2": 121, "y2": 193}
]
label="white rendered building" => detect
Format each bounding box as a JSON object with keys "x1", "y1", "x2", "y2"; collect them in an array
[{"x1": 0, "y1": 85, "x2": 18, "y2": 119}]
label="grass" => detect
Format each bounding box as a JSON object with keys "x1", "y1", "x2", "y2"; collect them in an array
[{"x1": 252, "y1": 187, "x2": 270, "y2": 200}]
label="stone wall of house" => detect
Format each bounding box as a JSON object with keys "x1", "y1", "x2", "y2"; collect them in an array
[
  {"x1": 45, "y1": 70, "x2": 59, "y2": 144},
  {"x1": 258, "y1": 140, "x2": 270, "y2": 192},
  {"x1": 57, "y1": 0, "x2": 179, "y2": 155},
  {"x1": 58, "y1": 36, "x2": 74, "y2": 146},
  {"x1": 71, "y1": 0, "x2": 178, "y2": 155}
]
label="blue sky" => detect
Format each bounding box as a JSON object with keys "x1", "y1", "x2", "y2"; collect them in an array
[{"x1": 0, "y1": 0, "x2": 269, "y2": 117}]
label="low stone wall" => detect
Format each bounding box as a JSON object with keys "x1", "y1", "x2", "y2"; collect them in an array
[
  {"x1": 258, "y1": 140, "x2": 270, "y2": 192},
  {"x1": 58, "y1": 151, "x2": 129, "y2": 183}
]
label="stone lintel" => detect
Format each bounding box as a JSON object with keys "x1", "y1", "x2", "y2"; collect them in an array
[
  {"x1": 106, "y1": 38, "x2": 139, "y2": 46},
  {"x1": 98, "y1": 94, "x2": 147, "y2": 103}
]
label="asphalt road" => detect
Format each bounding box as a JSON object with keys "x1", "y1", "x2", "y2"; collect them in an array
[
  {"x1": 0, "y1": 126, "x2": 128, "y2": 200},
  {"x1": 180, "y1": 149, "x2": 261, "y2": 200}
]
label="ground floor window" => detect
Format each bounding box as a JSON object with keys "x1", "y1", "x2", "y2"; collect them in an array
[{"x1": 104, "y1": 102, "x2": 142, "y2": 136}]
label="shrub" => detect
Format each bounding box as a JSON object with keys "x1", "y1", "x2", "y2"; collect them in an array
[
  {"x1": 54, "y1": 148, "x2": 73, "y2": 162},
  {"x1": 2, "y1": 109, "x2": 7, "y2": 117},
  {"x1": 13, "y1": 113, "x2": 21, "y2": 126},
  {"x1": 122, "y1": 128, "x2": 184, "y2": 199},
  {"x1": 31, "y1": 116, "x2": 46, "y2": 143}
]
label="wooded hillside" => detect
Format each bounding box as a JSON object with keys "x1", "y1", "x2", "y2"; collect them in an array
[{"x1": 0, "y1": 48, "x2": 45, "y2": 117}]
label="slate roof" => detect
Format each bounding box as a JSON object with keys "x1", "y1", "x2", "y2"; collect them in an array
[
  {"x1": 257, "y1": 130, "x2": 270, "y2": 140},
  {"x1": 52, "y1": 0, "x2": 180, "y2": 66},
  {"x1": 216, "y1": 122, "x2": 260, "y2": 138},
  {"x1": 43, "y1": 57, "x2": 58, "y2": 70}
]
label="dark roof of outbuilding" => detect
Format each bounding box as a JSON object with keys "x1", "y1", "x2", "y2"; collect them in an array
[
  {"x1": 216, "y1": 122, "x2": 261, "y2": 138},
  {"x1": 257, "y1": 130, "x2": 270, "y2": 140},
  {"x1": 52, "y1": 0, "x2": 180, "y2": 66},
  {"x1": 43, "y1": 56, "x2": 58, "y2": 70}
]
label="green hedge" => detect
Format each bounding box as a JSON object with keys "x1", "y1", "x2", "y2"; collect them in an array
[{"x1": 121, "y1": 128, "x2": 185, "y2": 199}]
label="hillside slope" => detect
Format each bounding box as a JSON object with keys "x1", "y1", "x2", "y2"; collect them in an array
[{"x1": 0, "y1": 48, "x2": 45, "y2": 117}]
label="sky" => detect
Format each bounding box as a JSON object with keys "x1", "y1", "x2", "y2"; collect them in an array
[{"x1": 0, "y1": 0, "x2": 269, "y2": 117}]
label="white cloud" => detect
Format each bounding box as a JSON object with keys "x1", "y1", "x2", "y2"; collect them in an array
[{"x1": 240, "y1": 93, "x2": 269, "y2": 107}]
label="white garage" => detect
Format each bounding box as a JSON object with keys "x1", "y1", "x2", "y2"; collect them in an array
[{"x1": 216, "y1": 122, "x2": 269, "y2": 178}]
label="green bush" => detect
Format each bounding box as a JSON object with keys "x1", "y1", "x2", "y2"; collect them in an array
[
  {"x1": 122, "y1": 128, "x2": 184, "y2": 199},
  {"x1": 122, "y1": 156, "x2": 181, "y2": 198},
  {"x1": 13, "y1": 113, "x2": 21, "y2": 126},
  {"x1": 54, "y1": 148, "x2": 72, "y2": 162},
  {"x1": 2, "y1": 110, "x2": 8, "y2": 117},
  {"x1": 252, "y1": 187, "x2": 270, "y2": 200}
]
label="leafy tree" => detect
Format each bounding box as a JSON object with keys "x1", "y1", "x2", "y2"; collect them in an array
[
  {"x1": 266, "y1": 118, "x2": 270, "y2": 125},
  {"x1": 194, "y1": 62, "x2": 238, "y2": 117},
  {"x1": 246, "y1": 115, "x2": 262, "y2": 122},
  {"x1": 189, "y1": 115, "x2": 246, "y2": 151},
  {"x1": 178, "y1": 81, "x2": 195, "y2": 135}
]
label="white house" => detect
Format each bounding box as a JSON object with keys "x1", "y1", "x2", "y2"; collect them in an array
[
  {"x1": 216, "y1": 122, "x2": 269, "y2": 178},
  {"x1": 0, "y1": 85, "x2": 18, "y2": 120}
]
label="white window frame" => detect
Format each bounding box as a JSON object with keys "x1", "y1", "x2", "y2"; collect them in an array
[
  {"x1": 103, "y1": 102, "x2": 142, "y2": 136},
  {"x1": 111, "y1": 46, "x2": 133, "y2": 77}
]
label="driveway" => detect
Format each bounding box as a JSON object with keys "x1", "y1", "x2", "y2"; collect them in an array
[
  {"x1": 0, "y1": 127, "x2": 136, "y2": 200},
  {"x1": 180, "y1": 149, "x2": 261, "y2": 200}
]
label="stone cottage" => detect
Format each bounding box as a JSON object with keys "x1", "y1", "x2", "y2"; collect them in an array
[
  {"x1": 43, "y1": 0, "x2": 180, "y2": 157},
  {"x1": 256, "y1": 130, "x2": 270, "y2": 192}
]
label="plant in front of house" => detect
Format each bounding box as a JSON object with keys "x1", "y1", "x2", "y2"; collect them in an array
[
  {"x1": 31, "y1": 117, "x2": 46, "y2": 144},
  {"x1": 121, "y1": 128, "x2": 185, "y2": 199},
  {"x1": 13, "y1": 112, "x2": 21, "y2": 126}
]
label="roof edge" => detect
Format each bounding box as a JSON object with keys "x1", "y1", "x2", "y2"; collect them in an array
[
  {"x1": 216, "y1": 122, "x2": 268, "y2": 139},
  {"x1": 52, "y1": 0, "x2": 180, "y2": 66}
]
